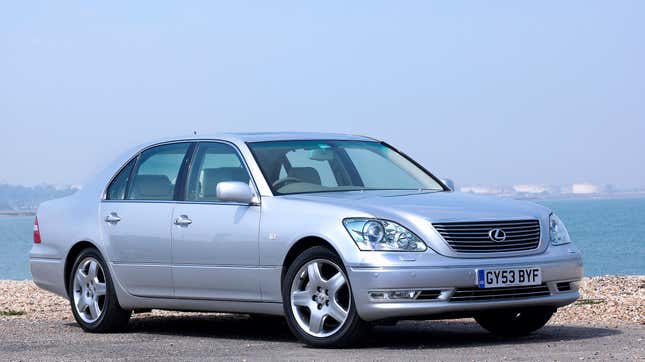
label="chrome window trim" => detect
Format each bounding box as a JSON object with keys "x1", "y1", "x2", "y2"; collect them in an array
[
  {"x1": 101, "y1": 199, "x2": 256, "y2": 207},
  {"x1": 183, "y1": 140, "x2": 261, "y2": 205},
  {"x1": 245, "y1": 139, "x2": 449, "y2": 196},
  {"x1": 101, "y1": 138, "x2": 262, "y2": 206}
]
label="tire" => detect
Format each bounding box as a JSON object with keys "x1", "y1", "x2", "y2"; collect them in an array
[
  {"x1": 282, "y1": 246, "x2": 368, "y2": 348},
  {"x1": 68, "y1": 248, "x2": 131, "y2": 332},
  {"x1": 474, "y1": 307, "x2": 555, "y2": 337}
]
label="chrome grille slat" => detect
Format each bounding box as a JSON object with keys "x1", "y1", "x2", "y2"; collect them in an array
[
  {"x1": 451, "y1": 291, "x2": 549, "y2": 301},
  {"x1": 435, "y1": 229, "x2": 538, "y2": 234},
  {"x1": 447, "y1": 236, "x2": 540, "y2": 243},
  {"x1": 450, "y1": 247, "x2": 537, "y2": 252},
  {"x1": 446, "y1": 242, "x2": 539, "y2": 248},
  {"x1": 434, "y1": 221, "x2": 537, "y2": 227},
  {"x1": 434, "y1": 225, "x2": 538, "y2": 231},
  {"x1": 440, "y1": 235, "x2": 539, "y2": 244},
  {"x1": 433, "y1": 219, "x2": 540, "y2": 253},
  {"x1": 437, "y1": 229, "x2": 540, "y2": 238},
  {"x1": 451, "y1": 284, "x2": 550, "y2": 302}
]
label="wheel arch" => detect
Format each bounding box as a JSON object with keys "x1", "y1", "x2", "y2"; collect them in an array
[
  {"x1": 281, "y1": 236, "x2": 341, "y2": 288},
  {"x1": 64, "y1": 240, "x2": 101, "y2": 297}
]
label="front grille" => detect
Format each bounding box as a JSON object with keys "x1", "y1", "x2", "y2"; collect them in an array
[
  {"x1": 416, "y1": 290, "x2": 442, "y2": 300},
  {"x1": 451, "y1": 284, "x2": 550, "y2": 302},
  {"x1": 433, "y1": 219, "x2": 541, "y2": 253},
  {"x1": 556, "y1": 282, "x2": 572, "y2": 292}
]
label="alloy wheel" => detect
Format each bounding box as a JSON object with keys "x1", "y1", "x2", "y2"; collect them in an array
[
  {"x1": 290, "y1": 259, "x2": 351, "y2": 338},
  {"x1": 72, "y1": 257, "x2": 107, "y2": 323}
]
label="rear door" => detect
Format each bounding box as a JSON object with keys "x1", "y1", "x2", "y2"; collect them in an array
[
  {"x1": 171, "y1": 141, "x2": 262, "y2": 300},
  {"x1": 100, "y1": 142, "x2": 192, "y2": 297}
]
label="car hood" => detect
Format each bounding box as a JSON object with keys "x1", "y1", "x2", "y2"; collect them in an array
[{"x1": 282, "y1": 190, "x2": 550, "y2": 222}]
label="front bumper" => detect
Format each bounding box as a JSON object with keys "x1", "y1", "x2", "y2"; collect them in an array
[{"x1": 347, "y1": 248, "x2": 583, "y2": 321}]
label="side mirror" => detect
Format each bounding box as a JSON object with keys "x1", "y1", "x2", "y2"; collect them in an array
[
  {"x1": 441, "y1": 178, "x2": 455, "y2": 191},
  {"x1": 216, "y1": 182, "x2": 259, "y2": 205}
]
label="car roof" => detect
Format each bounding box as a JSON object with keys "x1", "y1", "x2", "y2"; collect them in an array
[{"x1": 150, "y1": 132, "x2": 378, "y2": 144}]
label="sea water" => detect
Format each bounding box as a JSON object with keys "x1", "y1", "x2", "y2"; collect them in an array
[{"x1": 1, "y1": 197, "x2": 643, "y2": 280}]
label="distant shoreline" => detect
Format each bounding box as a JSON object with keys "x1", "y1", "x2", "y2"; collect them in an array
[
  {"x1": 0, "y1": 211, "x2": 35, "y2": 217},
  {"x1": 513, "y1": 192, "x2": 645, "y2": 202}
]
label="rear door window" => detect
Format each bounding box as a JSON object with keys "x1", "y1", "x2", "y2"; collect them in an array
[{"x1": 126, "y1": 143, "x2": 191, "y2": 200}]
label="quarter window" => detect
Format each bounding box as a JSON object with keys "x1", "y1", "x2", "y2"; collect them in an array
[
  {"x1": 106, "y1": 158, "x2": 136, "y2": 200},
  {"x1": 186, "y1": 143, "x2": 250, "y2": 202},
  {"x1": 126, "y1": 143, "x2": 191, "y2": 200}
]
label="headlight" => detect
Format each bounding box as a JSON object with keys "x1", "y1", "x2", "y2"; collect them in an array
[
  {"x1": 343, "y1": 218, "x2": 427, "y2": 251},
  {"x1": 549, "y1": 213, "x2": 571, "y2": 245}
]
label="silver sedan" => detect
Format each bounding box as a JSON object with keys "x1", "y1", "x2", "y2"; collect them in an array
[{"x1": 30, "y1": 132, "x2": 582, "y2": 347}]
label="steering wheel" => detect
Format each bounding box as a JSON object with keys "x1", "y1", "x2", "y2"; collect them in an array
[{"x1": 272, "y1": 177, "x2": 302, "y2": 190}]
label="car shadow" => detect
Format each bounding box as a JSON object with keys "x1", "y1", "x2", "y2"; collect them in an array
[
  {"x1": 363, "y1": 321, "x2": 621, "y2": 349},
  {"x1": 127, "y1": 314, "x2": 295, "y2": 342},
  {"x1": 97, "y1": 313, "x2": 621, "y2": 349}
]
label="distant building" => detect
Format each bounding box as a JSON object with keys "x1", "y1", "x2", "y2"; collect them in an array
[
  {"x1": 513, "y1": 184, "x2": 548, "y2": 194},
  {"x1": 571, "y1": 183, "x2": 601, "y2": 194},
  {"x1": 461, "y1": 185, "x2": 504, "y2": 195}
]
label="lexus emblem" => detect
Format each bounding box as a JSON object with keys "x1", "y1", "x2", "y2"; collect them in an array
[{"x1": 488, "y1": 228, "x2": 507, "y2": 242}]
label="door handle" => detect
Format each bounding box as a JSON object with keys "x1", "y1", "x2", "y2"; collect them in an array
[
  {"x1": 104, "y1": 213, "x2": 121, "y2": 223},
  {"x1": 174, "y1": 215, "x2": 192, "y2": 226}
]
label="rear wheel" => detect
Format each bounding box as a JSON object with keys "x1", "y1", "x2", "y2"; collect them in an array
[
  {"x1": 68, "y1": 248, "x2": 131, "y2": 332},
  {"x1": 474, "y1": 307, "x2": 555, "y2": 337},
  {"x1": 282, "y1": 246, "x2": 367, "y2": 347}
]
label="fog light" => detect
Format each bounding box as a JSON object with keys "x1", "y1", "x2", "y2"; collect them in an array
[
  {"x1": 369, "y1": 291, "x2": 387, "y2": 300},
  {"x1": 369, "y1": 290, "x2": 420, "y2": 301},
  {"x1": 389, "y1": 290, "x2": 418, "y2": 299}
]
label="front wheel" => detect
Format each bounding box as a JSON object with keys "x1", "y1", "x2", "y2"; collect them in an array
[
  {"x1": 68, "y1": 248, "x2": 131, "y2": 332},
  {"x1": 474, "y1": 307, "x2": 555, "y2": 337},
  {"x1": 282, "y1": 246, "x2": 367, "y2": 348}
]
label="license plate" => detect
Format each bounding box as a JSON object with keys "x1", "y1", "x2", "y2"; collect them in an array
[{"x1": 477, "y1": 267, "x2": 542, "y2": 288}]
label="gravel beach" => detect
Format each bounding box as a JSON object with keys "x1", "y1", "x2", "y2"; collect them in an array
[
  {"x1": 2, "y1": 275, "x2": 643, "y2": 325},
  {"x1": 0, "y1": 275, "x2": 643, "y2": 361}
]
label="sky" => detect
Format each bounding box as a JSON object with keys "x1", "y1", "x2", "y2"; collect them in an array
[{"x1": 1, "y1": 1, "x2": 644, "y2": 188}]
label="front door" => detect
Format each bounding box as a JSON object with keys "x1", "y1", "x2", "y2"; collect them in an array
[
  {"x1": 171, "y1": 142, "x2": 261, "y2": 300},
  {"x1": 101, "y1": 142, "x2": 192, "y2": 297}
]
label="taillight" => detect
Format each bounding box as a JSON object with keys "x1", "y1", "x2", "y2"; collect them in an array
[{"x1": 33, "y1": 216, "x2": 42, "y2": 244}]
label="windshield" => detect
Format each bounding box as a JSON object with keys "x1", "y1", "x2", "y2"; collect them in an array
[{"x1": 247, "y1": 140, "x2": 446, "y2": 195}]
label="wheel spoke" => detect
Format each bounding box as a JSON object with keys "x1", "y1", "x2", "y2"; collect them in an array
[
  {"x1": 75, "y1": 269, "x2": 86, "y2": 286},
  {"x1": 292, "y1": 290, "x2": 312, "y2": 307},
  {"x1": 327, "y1": 272, "x2": 346, "y2": 295},
  {"x1": 307, "y1": 262, "x2": 323, "y2": 285},
  {"x1": 327, "y1": 300, "x2": 348, "y2": 323},
  {"x1": 88, "y1": 300, "x2": 100, "y2": 319},
  {"x1": 76, "y1": 297, "x2": 88, "y2": 313},
  {"x1": 88, "y1": 261, "x2": 98, "y2": 280},
  {"x1": 94, "y1": 282, "x2": 107, "y2": 297},
  {"x1": 308, "y1": 310, "x2": 325, "y2": 334}
]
